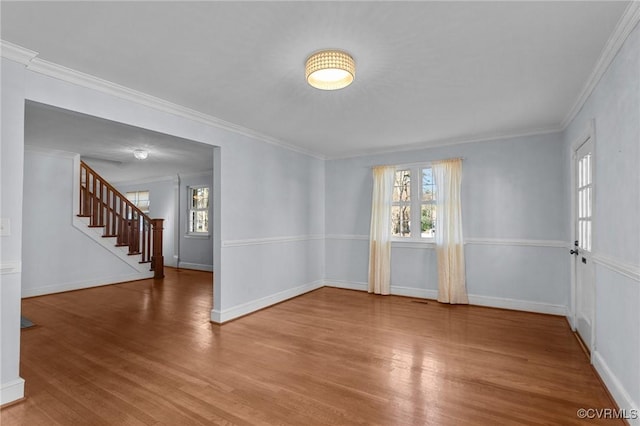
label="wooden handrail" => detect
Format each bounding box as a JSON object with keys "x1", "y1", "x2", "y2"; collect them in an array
[{"x1": 79, "y1": 161, "x2": 164, "y2": 278}]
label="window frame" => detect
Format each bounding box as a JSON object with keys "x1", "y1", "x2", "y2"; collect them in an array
[
  {"x1": 391, "y1": 164, "x2": 436, "y2": 244},
  {"x1": 187, "y1": 185, "x2": 210, "y2": 237},
  {"x1": 125, "y1": 190, "x2": 150, "y2": 214}
]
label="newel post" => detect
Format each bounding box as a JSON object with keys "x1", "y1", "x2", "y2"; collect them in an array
[{"x1": 151, "y1": 218, "x2": 164, "y2": 279}]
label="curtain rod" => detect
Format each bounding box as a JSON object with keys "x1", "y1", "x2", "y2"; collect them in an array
[{"x1": 370, "y1": 158, "x2": 464, "y2": 169}]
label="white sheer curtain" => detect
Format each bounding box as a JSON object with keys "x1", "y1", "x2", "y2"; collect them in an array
[
  {"x1": 433, "y1": 159, "x2": 468, "y2": 304},
  {"x1": 368, "y1": 166, "x2": 395, "y2": 295}
]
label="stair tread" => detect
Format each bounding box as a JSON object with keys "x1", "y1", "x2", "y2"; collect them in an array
[
  {"x1": 102, "y1": 235, "x2": 117, "y2": 238},
  {"x1": 76, "y1": 214, "x2": 91, "y2": 218},
  {"x1": 128, "y1": 252, "x2": 142, "y2": 256},
  {"x1": 88, "y1": 225, "x2": 105, "y2": 228}
]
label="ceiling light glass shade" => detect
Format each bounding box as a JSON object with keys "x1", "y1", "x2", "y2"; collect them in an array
[
  {"x1": 133, "y1": 149, "x2": 149, "y2": 160},
  {"x1": 305, "y1": 50, "x2": 355, "y2": 90}
]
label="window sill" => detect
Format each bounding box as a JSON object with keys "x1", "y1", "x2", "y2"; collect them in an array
[
  {"x1": 391, "y1": 240, "x2": 436, "y2": 249},
  {"x1": 185, "y1": 233, "x2": 211, "y2": 239}
]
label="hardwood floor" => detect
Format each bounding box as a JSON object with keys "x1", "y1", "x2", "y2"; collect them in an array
[{"x1": 2, "y1": 268, "x2": 621, "y2": 425}]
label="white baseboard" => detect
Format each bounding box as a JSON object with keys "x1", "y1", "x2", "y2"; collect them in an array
[
  {"x1": 178, "y1": 262, "x2": 213, "y2": 272},
  {"x1": 566, "y1": 314, "x2": 576, "y2": 331},
  {"x1": 325, "y1": 280, "x2": 568, "y2": 316},
  {"x1": 210, "y1": 279, "x2": 324, "y2": 324},
  {"x1": 592, "y1": 351, "x2": 640, "y2": 426},
  {"x1": 22, "y1": 272, "x2": 154, "y2": 298},
  {"x1": 325, "y1": 280, "x2": 368, "y2": 292},
  {"x1": 1, "y1": 378, "x2": 25, "y2": 405},
  {"x1": 467, "y1": 294, "x2": 569, "y2": 316},
  {"x1": 390, "y1": 285, "x2": 438, "y2": 299}
]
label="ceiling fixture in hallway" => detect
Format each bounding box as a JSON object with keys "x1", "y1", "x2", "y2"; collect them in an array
[
  {"x1": 133, "y1": 149, "x2": 149, "y2": 160},
  {"x1": 305, "y1": 50, "x2": 355, "y2": 90}
]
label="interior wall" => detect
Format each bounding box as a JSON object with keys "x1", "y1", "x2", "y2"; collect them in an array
[
  {"x1": 563, "y1": 22, "x2": 639, "y2": 422},
  {"x1": 325, "y1": 132, "x2": 569, "y2": 314},
  {"x1": 0, "y1": 57, "x2": 26, "y2": 404},
  {"x1": 21, "y1": 149, "x2": 149, "y2": 297},
  {"x1": 219, "y1": 135, "x2": 325, "y2": 316}
]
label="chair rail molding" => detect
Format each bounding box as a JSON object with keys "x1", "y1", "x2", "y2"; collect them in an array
[
  {"x1": 326, "y1": 234, "x2": 568, "y2": 249},
  {"x1": 592, "y1": 253, "x2": 640, "y2": 283},
  {"x1": 222, "y1": 234, "x2": 324, "y2": 248}
]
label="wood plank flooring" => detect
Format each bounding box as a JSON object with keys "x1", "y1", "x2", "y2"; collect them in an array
[{"x1": 2, "y1": 268, "x2": 621, "y2": 425}]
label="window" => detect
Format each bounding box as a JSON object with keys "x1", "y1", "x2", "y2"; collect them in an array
[
  {"x1": 577, "y1": 152, "x2": 592, "y2": 251},
  {"x1": 188, "y1": 186, "x2": 209, "y2": 235},
  {"x1": 391, "y1": 166, "x2": 436, "y2": 240},
  {"x1": 126, "y1": 190, "x2": 150, "y2": 213}
]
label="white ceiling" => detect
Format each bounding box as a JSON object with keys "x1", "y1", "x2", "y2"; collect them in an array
[{"x1": 1, "y1": 1, "x2": 631, "y2": 158}]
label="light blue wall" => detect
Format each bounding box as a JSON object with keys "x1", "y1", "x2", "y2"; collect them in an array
[
  {"x1": 21, "y1": 150, "x2": 144, "y2": 297},
  {"x1": 221, "y1": 135, "x2": 325, "y2": 240},
  {"x1": 219, "y1": 134, "x2": 325, "y2": 311},
  {"x1": 0, "y1": 58, "x2": 26, "y2": 404},
  {"x1": 563, "y1": 22, "x2": 639, "y2": 420},
  {"x1": 325, "y1": 133, "x2": 569, "y2": 312}
]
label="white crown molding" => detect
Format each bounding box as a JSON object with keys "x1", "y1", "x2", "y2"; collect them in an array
[
  {"x1": 0, "y1": 40, "x2": 37, "y2": 65},
  {"x1": 176, "y1": 170, "x2": 214, "y2": 179},
  {"x1": 4, "y1": 0, "x2": 637, "y2": 162},
  {"x1": 592, "y1": 253, "x2": 640, "y2": 283},
  {"x1": 0, "y1": 39, "x2": 326, "y2": 161},
  {"x1": 561, "y1": 1, "x2": 640, "y2": 129},
  {"x1": 24, "y1": 145, "x2": 78, "y2": 160},
  {"x1": 25, "y1": 57, "x2": 326, "y2": 160},
  {"x1": 329, "y1": 127, "x2": 563, "y2": 160},
  {"x1": 222, "y1": 234, "x2": 324, "y2": 248},
  {"x1": 24, "y1": 145, "x2": 78, "y2": 159},
  {"x1": 110, "y1": 174, "x2": 177, "y2": 186},
  {"x1": 109, "y1": 169, "x2": 215, "y2": 186}
]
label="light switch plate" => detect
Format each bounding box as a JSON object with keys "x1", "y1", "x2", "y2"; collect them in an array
[{"x1": 0, "y1": 218, "x2": 10, "y2": 236}]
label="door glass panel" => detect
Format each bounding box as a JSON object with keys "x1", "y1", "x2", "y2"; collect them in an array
[{"x1": 576, "y1": 151, "x2": 592, "y2": 252}]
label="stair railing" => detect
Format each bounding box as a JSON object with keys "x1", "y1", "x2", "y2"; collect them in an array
[{"x1": 79, "y1": 161, "x2": 164, "y2": 278}]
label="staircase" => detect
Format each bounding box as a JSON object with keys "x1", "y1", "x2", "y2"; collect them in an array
[{"x1": 77, "y1": 161, "x2": 164, "y2": 279}]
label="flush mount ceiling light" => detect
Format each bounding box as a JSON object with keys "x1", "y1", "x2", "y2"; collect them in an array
[
  {"x1": 305, "y1": 50, "x2": 355, "y2": 90},
  {"x1": 133, "y1": 149, "x2": 149, "y2": 160}
]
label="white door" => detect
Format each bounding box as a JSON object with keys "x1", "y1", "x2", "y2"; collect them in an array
[{"x1": 573, "y1": 137, "x2": 595, "y2": 353}]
